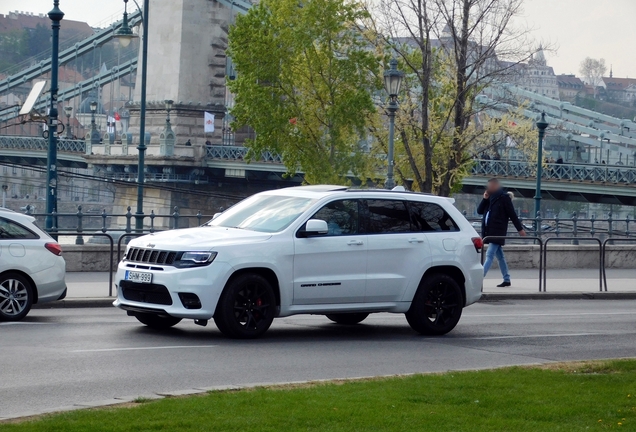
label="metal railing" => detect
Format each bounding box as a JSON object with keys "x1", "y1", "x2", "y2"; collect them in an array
[
  {"x1": 466, "y1": 213, "x2": 636, "y2": 241},
  {"x1": 206, "y1": 145, "x2": 282, "y2": 163},
  {"x1": 26, "y1": 206, "x2": 215, "y2": 242},
  {"x1": 482, "y1": 236, "x2": 543, "y2": 292},
  {"x1": 472, "y1": 159, "x2": 636, "y2": 184},
  {"x1": 0, "y1": 135, "x2": 86, "y2": 153}
]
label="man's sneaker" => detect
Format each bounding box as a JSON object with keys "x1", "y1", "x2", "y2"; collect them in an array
[{"x1": 497, "y1": 281, "x2": 511, "y2": 287}]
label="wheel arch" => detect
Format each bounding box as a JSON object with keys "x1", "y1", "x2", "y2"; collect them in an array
[
  {"x1": 420, "y1": 266, "x2": 466, "y2": 307},
  {"x1": 224, "y1": 267, "x2": 281, "y2": 307},
  {"x1": 0, "y1": 270, "x2": 38, "y2": 304}
]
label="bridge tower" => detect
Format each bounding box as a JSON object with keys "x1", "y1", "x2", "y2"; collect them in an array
[{"x1": 126, "y1": 0, "x2": 232, "y2": 147}]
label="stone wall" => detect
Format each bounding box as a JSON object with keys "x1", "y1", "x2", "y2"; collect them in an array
[{"x1": 63, "y1": 244, "x2": 636, "y2": 272}]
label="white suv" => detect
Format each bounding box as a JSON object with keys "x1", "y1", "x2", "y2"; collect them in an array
[
  {"x1": 0, "y1": 208, "x2": 66, "y2": 321},
  {"x1": 114, "y1": 186, "x2": 484, "y2": 338}
]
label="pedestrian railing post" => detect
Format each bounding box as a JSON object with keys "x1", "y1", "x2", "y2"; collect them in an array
[
  {"x1": 101, "y1": 209, "x2": 107, "y2": 233},
  {"x1": 571, "y1": 212, "x2": 579, "y2": 245},
  {"x1": 555, "y1": 214, "x2": 560, "y2": 237},
  {"x1": 590, "y1": 214, "x2": 596, "y2": 237},
  {"x1": 173, "y1": 206, "x2": 180, "y2": 229},
  {"x1": 197, "y1": 210, "x2": 203, "y2": 226},
  {"x1": 125, "y1": 206, "x2": 132, "y2": 234},
  {"x1": 75, "y1": 205, "x2": 84, "y2": 245},
  {"x1": 626, "y1": 215, "x2": 631, "y2": 238},
  {"x1": 608, "y1": 212, "x2": 613, "y2": 245},
  {"x1": 149, "y1": 210, "x2": 155, "y2": 233},
  {"x1": 536, "y1": 212, "x2": 542, "y2": 237}
]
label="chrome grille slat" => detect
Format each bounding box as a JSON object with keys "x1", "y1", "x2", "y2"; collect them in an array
[{"x1": 126, "y1": 247, "x2": 178, "y2": 266}]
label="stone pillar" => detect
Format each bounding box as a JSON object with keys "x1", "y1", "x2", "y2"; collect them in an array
[
  {"x1": 121, "y1": 133, "x2": 132, "y2": 155},
  {"x1": 126, "y1": 0, "x2": 232, "y2": 148},
  {"x1": 159, "y1": 128, "x2": 176, "y2": 156}
]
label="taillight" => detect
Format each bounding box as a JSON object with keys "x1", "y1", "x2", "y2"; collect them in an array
[
  {"x1": 45, "y1": 242, "x2": 63, "y2": 256},
  {"x1": 471, "y1": 237, "x2": 483, "y2": 253}
]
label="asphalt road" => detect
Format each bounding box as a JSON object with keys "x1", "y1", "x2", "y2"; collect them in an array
[{"x1": 1, "y1": 300, "x2": 636, "y2": 419}]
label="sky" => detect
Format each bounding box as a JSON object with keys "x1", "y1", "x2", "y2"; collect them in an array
[{"x1": 1, "y1": 0, "x2": 635, "y2": 78}]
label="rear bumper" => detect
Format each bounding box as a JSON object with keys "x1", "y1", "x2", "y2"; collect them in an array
[{"x1": 31, "y1": 260, "x2": 67, "y2": 303}]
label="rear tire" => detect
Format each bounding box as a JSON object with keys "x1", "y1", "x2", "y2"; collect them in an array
[
  {"x1": 135, "y1": 313, "x2": 182, "y2": 329},
  {"x1": 326, "y1": 313, "x2": 369, "y2": 325},
  {"x1": 406, "y1": 273, "x2": 463, "y2": 336},
  {"x1": 0, "y1": 273, "x2": 34, "y2": 322},
  {"x1": 214, "y1": 273, "x2": 276, "y2": 339}
]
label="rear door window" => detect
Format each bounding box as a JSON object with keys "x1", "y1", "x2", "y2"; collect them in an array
[
  {"x1": 362, "y1": 200, "x2": 411, "y2": 234},
  {"x1": 408, "y1": 201, "x2": 459, "y2": 232}
]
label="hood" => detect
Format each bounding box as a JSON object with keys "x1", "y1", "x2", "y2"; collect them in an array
[{"x1": 128, "y1": 226, "x2": 272, "y2": 250}]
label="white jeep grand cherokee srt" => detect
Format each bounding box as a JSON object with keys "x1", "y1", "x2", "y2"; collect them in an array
[{"x1": 114, "y1": 186, "x2": 484, "y2": 338}]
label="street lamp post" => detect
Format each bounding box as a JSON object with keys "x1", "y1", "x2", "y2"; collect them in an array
[
  {"x1": 89, "y1": 100, "x2": 100, "y2": 144},
  {"x1": 46, "y1": 1, "x2": 64, "y2": 232},
  {"x1": 165, "y1": 99, "x2": 173, "y2": 129},
  {"x1": 534, "y1": 112, "x2": 549, "y2": 220},
  {"x1": 383, "y1": 58, "x2": 404, "y2": 190},
  {"x1": 64, "y1": 106, "x2": 73, "y2": 138},
  {"x1": 115, "y1": 0, "x2": 147, "y2": 231}
]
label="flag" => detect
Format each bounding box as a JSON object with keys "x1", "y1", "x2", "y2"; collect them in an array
[
  {"x1": 204, "y1": 112, "x2": 215, "y2": 133},
  {"x1": 114, "y1": 112, "x2": 121, "y2": 121}
]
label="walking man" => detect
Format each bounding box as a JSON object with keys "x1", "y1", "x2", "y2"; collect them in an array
[{"x1": 477, "y1": 178, "x2": 526, "y2": 287}]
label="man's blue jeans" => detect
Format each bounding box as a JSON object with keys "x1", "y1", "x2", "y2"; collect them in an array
[{"x1": 483, "y1": 243, "x2": 510, "y2": 282}]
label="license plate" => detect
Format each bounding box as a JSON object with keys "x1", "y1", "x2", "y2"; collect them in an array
[{"x1": 125, "y1": 270, "x2": 152, "y2": 284}]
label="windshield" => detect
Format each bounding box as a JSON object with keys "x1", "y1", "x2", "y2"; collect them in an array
[{"x1": 208, "y1": 194, "x2": 316, "y2": 233}]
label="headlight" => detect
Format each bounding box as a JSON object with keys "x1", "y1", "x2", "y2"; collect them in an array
[{"x1": 173, "y1": 251, "x2": 217, "y2": 268}]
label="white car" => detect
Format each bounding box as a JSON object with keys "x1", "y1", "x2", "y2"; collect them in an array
[
  {"x1": 0, "y1": 209, "x2": 66, "y2": 321},
  {"x1": 115, "y1": 186, "x2": 484, "y2": 338}
]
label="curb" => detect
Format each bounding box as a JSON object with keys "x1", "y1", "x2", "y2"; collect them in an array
[
  {"x1": 479, "y1": 292, "x2": 636, "y2": 301},
  {"x1": 32, "y1": 298, "x2": 115, "y2": 309},
  {"x1": 32, "y1": 292, "x2": 636, "y2": 310}
]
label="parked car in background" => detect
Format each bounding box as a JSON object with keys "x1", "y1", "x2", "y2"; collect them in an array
[
  {"x1": 115, "y1": 186, "x2": 483, "y2": 339},
  {"x1": 0, "y1": 208, "x2": 66, "y2": 321}
]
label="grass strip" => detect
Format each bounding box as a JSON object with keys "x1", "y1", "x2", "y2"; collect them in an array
[{"x1": 2, "y1": 359, "x2": 636, "y2": 431}]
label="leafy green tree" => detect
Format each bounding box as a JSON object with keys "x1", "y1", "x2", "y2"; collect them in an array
[{"x1": 228, "y1": 0, "x2": 380, "y2": 184}]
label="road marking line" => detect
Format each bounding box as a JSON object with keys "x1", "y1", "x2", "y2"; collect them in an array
[
  {"x1": 71, "y1": 345, "x2": 217, "y2": 353},
  {"x1": 452, "y1": 332, "x2": 634, "y2": 340},
  {"x1": 466, "y1": 312, "x2": 635, "y2": 318},
  {"x1": 0, "y1": 322, "x2": 50, "y2": 326}
]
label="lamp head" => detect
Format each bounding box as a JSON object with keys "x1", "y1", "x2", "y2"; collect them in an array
[
  {"x1": 64, "y1": 106, "x2": 73, "y2": 117},
  {"x1": 90, "y1": 101, "x2": 98, "y2": 113},
  {"x1": 115, "y1": 0, "x2": 138, "y2": 48},
  {"x1": 165, "y1": 99, "x2": 174, "y2": 111},
  {"x1": 383, "y1": 58, "x2": 404, "y2": 99}
]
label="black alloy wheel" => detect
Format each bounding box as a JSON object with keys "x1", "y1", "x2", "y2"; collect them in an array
[
  {"x1": 214, "y1": 273, "x2": 276, "y2": 339},
  {"x1": 405, "y1": 273, "x2": 463, "y2": 336}
]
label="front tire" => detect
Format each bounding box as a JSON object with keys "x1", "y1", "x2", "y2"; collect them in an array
[
  {"x1": 406, "y1": 273, "x2": 463, "y2": 336},
  {"x1": 135, "y1": 313, "x2": 182, "y2": 329},
  {"x1": 214, "y1": 274, "x2": 276, "y2": 339},
  {"x1": 0, "y1": 273, "x2": 34, "y2": 322},
  {"x1": 326, "y1": 313, "x2": 369, "y2": 325}
]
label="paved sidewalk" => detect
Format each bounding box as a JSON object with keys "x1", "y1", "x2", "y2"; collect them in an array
[{"x1": 56, "y1": 269, "x2": 636, "y2": 301}]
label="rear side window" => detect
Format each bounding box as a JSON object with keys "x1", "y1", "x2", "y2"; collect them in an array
[
  {"x1": 408, "y1": 202, "x2": 459, "y2": 232},
  {"x1": 0, "y1": 217, "x2": 39, "y2": 239},
  {"x1": 363, "y1": 200, "x2": 411, "y2": 234}
]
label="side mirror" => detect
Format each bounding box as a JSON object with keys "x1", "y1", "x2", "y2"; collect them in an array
[
  {"x1": 212, "y1": 212, "x2": 222, "y2": 220},
  {"x1": 302, "y1": 219, "x2": 329, "y2": 237}
]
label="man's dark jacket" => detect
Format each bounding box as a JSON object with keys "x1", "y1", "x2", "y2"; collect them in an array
[{"x1": 477, "y1": 189, "x2": 524, "y2": 245}]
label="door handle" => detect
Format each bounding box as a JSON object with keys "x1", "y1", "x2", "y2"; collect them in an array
[
  {"x1": 347, "y1": 240, "x2": 364, "y2": 246},
  {"x1": 408, "y1": 238, "x2": 424, "y2": 243}
]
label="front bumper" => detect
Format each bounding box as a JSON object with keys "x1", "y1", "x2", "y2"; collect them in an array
[{"x1": 113, "y1": 260, "x2": 233, "y2": 319}]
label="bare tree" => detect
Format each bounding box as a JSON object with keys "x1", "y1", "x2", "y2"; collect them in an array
[
  {"x1": 363, "y1": 0, "x2": 541, "y2": 195},
  {"x1": 579, "y1": 57, "x2": 607, "y2": 99}
]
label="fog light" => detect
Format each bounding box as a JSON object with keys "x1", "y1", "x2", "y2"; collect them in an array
[{"x1": 178, "y1": 292, "x2": 202, "y2": 309}]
